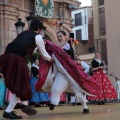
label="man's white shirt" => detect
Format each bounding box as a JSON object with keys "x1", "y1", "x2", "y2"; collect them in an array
[{"x1": 81, "y1": 61, "x2": 90, "y2": 74}]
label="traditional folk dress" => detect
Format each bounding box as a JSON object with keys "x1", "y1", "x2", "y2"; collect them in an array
[
  {"x1": 0, "y1": 30, "x2": 51, "y2": 101},
  {"x1": 35, "y1": 40, "x2": 99, "y2": 106},
  {"x1": 87, "y1": 59, "x2": 117, "y2": 101},
  {"x1": 30, "y1": 63, "x2": 50, "y2": 103}
]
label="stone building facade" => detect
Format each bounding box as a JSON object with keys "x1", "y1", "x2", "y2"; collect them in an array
[
  {"x1": 93, "y1": 0, "x2": 120, "y2": 88},
  {"x1": 0, "y1": 0, "x2": 80, "y2": 54},
  {"x1": 104, "y1": 0, "x2": 120, "y2": 85},
  {"x1": 92, "y1": 0, "x2": 107, "y2": 63}
]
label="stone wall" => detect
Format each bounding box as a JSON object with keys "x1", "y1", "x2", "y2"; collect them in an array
[
  {"x1": 0, "y1": 0, "x2": 34, "y2": 54},
  {"x1": 74, "y1": 22, "x2": 94, "y2": 55}
]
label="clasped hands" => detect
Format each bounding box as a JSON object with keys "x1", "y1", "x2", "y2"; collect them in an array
[{"x1": 100, "y1": 66, "x2": 104, "y2": 69}]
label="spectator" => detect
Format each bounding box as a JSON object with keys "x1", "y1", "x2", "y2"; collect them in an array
[{"x1": 87, "y1": 52, "x2": 117, "y2": 105}]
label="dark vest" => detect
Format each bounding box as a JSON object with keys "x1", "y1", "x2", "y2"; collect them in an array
[
  {"x1": 5, "y1": 30, "x2": 37, "y2": 58},
  {"x1": 12, "y1": 30, "x2": 37, "y2": 49},
  {"x1": 63, "y1": 45, "x2": 74, "y2": 59},
  {"x1": 63, "y1": 33, "x2": 74, "y2": 60},
  {"x1": 91, "y1": 59, "x2": 103, "y2": 68}
]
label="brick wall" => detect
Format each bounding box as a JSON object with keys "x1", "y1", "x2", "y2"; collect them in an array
[{"x1": 75, "y1": 23, "x2": 94, "y2": 55}]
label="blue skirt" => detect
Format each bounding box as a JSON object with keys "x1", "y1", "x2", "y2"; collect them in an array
[
  {"x1": 30, "y1": 76, "x2": 50, "y2": 103},
  {"x1": 0, "y1": 78, "x2": 6, "y2": 106}
]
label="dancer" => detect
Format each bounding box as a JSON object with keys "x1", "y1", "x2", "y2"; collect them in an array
[
  {"x1": 87, "y1": 52, "x2": 117, "y2": 104},
  {"x1": 35, "y1": 22, "x2": 99, "y2": 114},
  {"x1": 0, "y1": 19, "x2": 53, "y2": 119},
  {"x1": 50, "y1": 23, "x2": 90, "y2": 113}
]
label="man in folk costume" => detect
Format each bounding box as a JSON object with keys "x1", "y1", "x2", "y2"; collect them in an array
[
  {"x1": 35, "y1": 23, "x2": 99, "y2": 114},
  {"x1": 0, "y1": 19, "x2": 53, "y2": 119},
  {"x1": 74, "y1": 54, "x2": 90, "y2": 74}
]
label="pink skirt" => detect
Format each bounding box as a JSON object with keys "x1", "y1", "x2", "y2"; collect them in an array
[{"x1": 5, "y1": 89, "x2": 21, "y2": 103}]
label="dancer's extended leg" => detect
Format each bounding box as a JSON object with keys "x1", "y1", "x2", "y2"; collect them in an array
[
  {"x1": 70, "y1": 85, "x2": 89, "y2": 114},
  {"x1": 50, "y1": 72, "x2": 68, "y2": 110}
]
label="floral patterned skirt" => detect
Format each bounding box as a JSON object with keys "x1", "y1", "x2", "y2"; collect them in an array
[
  {"x1": 35, "y1": 40, "x2": 99, "y2": 96},
  {"x1": 87, "y1": 70, "x2": 117, "y2": 101}
]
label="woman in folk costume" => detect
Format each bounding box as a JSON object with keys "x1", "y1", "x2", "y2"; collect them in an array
[
  {"x1": 87, "y1": 52, "x2": 117, "y2": 105},
  {"x1": 30, "y1": 58, "x2": 50, "y2": 106},
  {"x1": 0, "y1": 19, "x2": 53, "y2": 119},
  {"x1": 35, "y1": 22, "x2": 99, "y2": 114}
]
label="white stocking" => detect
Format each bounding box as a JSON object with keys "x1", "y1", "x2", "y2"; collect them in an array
[
  {"x1": 5, "y1": 94, "x2": 20, "y2": 113},
  {"x1": 51, "y1": 72, "x2": 68, "y2": 105},
  {"x1": 70, "y1": 85, "x2": 88, "y2": 109},
  {"x1": 21, "y1": 101, "x2": 28, "y2": 105}
]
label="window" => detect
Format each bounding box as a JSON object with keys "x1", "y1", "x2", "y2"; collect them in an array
[
  {"x1": 76, "y1": 29, "x2": 82, "y2": 40},
  {"x1": 89, "y1": 47, "x2": 95, "y2": 53},
  {"x1": 75, "y1": 13, "x2": 82, "y2": 26}
]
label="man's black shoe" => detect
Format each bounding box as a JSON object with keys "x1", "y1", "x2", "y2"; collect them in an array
[
  {"x1": 21, "y1": 105, "x2": 37, "y2": 116},
  {"x1": 3, "y1": 111, "x2": 22, "y2": 119},
  {"x1": 83, "y1": 108, "x2": 89, "y2": 114},
  {"x1": 15, "y1": 103, "x2": 21, "y2": 109},
  {"x1": 49, "y1": 104, "x2": 55, "y2": 111}
]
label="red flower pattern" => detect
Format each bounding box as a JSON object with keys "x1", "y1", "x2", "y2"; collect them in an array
[
  {"x1": 87, "y1": 70, "x2": 117, "y2": 101},
  {"x1": 35, "y1": 40, "x2": 99, "y2": 95}
]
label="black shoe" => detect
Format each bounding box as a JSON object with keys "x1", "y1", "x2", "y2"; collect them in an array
[
  {"x1": 76, "y1": 103, "x2": 81, "y2": 105},
  {"x1": 21, "y1": 105, "x2": 37, "y2": 116},
  {"x1": 98, "y1": 102, "x2": 101, "y2": 105},
  {"x1": 35, "y1": 104, "x2": 41, "y2": 107},
  {"x1": 101, "y1": 102, "x2": 105, "y2": 105},
  {"x1": 83, "y1": 109, "x2": 89, "y2": 114},
  {"x1": 3, "y1": 111, "x2": 22, "y2": 119},
  {"x1": 15, "y1": 104, "x2": 21, "y2": 109},
  {"x1": 49, "y1": 104, "x2": 55, "y2": 111},
  {"x1": 72, "y1": 102, "x2": 76, "y2": 106}
]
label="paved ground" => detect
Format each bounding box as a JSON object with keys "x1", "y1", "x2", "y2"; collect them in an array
[{"x1": 0, "y1": 102, "x2": 120, "y2": 120}]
